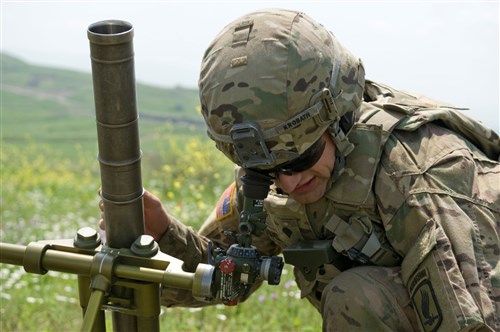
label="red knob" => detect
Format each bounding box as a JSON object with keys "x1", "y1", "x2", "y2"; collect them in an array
[
  {"x1": 224, "y1": 298, "x2": 239, "y2": 306},
  {"x1": 219, "y1": 258, "x2": 236, "y2": 274}
]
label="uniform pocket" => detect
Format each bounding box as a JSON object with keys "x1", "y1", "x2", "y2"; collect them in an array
[{"x1": 402, "y1": 219, "x2": 485, "y2": 332}]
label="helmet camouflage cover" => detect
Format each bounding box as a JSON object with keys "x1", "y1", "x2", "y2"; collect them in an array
[{"x1": 199, "y1": 8, "x2": 365, "y2": 170}]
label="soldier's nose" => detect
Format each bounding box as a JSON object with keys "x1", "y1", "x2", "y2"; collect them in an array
[{"x1": 277, "y1": 172, "x2": 302, "y2": 194}]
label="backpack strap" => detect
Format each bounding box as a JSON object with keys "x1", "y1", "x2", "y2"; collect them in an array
[{"x1": 359, "y1": 104, "x2": 409, "y2": 145}]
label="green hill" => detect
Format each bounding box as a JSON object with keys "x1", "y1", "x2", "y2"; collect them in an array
[{"x1": 1, "y1": 53, "x2": 204, "y2": 157}]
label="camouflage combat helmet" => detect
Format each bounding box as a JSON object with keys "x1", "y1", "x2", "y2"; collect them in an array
[{"x1": 199, "y1": 8, "x2": 365, "y2": 171}]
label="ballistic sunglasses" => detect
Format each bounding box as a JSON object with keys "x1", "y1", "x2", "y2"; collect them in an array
[{"x1": 270, "y1": 137, "x2": 326, "y2": 176}]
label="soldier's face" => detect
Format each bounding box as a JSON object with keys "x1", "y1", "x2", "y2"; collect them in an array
[{"x1": 275, "y1": 132, "x2": 335, "y2": 204}]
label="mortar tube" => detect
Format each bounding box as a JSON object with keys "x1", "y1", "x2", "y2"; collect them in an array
[{"x1": 88, "y1": 19, "x2": 145, "y2": 332}]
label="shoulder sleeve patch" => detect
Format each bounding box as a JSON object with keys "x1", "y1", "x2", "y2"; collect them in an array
[{"x1": 216, "y1": 182, "x2": 236, "y2": 222}]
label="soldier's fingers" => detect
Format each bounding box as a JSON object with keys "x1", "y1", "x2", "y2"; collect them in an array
[{"x1": 99, "y1": 218, "x2": 105, "y2": 230}]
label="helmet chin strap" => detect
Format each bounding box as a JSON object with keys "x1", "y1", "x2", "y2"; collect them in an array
[
  {"x1": 328, "y1": 147, "x2": 346, "y2": 190},
  {"x1": 318, "y1": 83, "x2": 354, "y2": 158},
  {"x1": 327, "y1": 117, "x2": 354, "y2": 158}
]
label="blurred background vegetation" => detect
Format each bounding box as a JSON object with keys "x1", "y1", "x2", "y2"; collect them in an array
[{"x1": 0, "y1": 53, "x2": 321, "y2": 331}]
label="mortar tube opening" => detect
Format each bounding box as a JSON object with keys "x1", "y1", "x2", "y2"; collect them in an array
[{"x1": 88, "y1": 20, "x2": 132, "y2": 36}]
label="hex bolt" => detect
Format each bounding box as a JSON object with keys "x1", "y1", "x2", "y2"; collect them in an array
[
  {"x1": 131, "y1": 235, "x2": 159, "y2": 257},
  {"x1": 74, "y1": 227, "x2": 101, "y2": 249}
]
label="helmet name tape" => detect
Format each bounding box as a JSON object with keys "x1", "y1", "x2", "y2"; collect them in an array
[
  {"x1": 272, "y1": 100, "x2": 323, "y2": 136},
  {"x1": 282, "y1": 110, "x2": 313, "y2": 131}
]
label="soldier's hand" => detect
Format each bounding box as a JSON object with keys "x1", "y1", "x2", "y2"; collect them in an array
[
  {"x1": 142, "y1": 190, "x2": 170, "y2": 241},
  {"x1": 98, "y1": 189, "x2": 170, "y2": 242}
]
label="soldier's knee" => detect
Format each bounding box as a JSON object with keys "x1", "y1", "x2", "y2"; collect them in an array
[{"x1": 321, "y1": 266, "x2": 417, "y2": 331}]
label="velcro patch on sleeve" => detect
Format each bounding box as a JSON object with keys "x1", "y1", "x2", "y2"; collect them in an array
[{"x1": 216, "y1": 182, "x2": 236, "y2": 222}]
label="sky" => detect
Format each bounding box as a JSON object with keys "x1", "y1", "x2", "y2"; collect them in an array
[{"x1": 1, "y1": 1, "x2": 499, "y2": 131}]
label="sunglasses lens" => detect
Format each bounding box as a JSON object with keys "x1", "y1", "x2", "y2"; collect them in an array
[{"x1": 273, "y1": 138, "x2": 326, "y2": 175}]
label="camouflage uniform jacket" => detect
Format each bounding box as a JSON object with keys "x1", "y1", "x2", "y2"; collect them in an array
[{"x1": 158, "y1": 80, "x2": 500, "y2": 330}]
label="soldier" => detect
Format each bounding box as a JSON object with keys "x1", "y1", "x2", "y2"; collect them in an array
[{"x1": 101, "y1": 8, "x2": 499, "y2": 331}]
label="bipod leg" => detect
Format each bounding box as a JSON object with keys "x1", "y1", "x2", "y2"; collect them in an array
[
  {"x1": 78, "y1": 276, "x2": 106, "y2": 332},
  {"x1": 135, "y1": 281, "x2": 161, "y2": 331},
  {"x1": 81, "y1": 274, "x2": 111, "y2": 332},
  {"x1": 105, "y1": 279, "x2": 161, "y2": 331}
]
